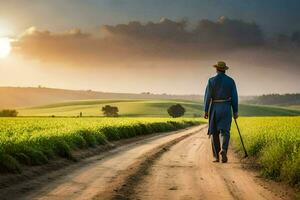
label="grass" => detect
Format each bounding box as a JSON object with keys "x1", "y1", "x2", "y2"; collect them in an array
[
  {"x1": 231, "y1": 117, "x2": 300, "y2": 186},
  {"x1": 0, "y1": 117, "x2": 202, "y2": 173},
  {"x1": 18, "y1": 99, "x2": 300, "y2": 117},
  {"x1": 238, "y1": 104, "x2": 300, "y2": 116},
  {"x1": 288, "y1": 105, "x2": 300, "y2": 111}
]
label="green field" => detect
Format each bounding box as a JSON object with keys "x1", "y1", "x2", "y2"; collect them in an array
[
  {"x1": 0, "y1": 117, "x2": 201, "y2": 173},
  {"x1": 232, "y1": 117, "x2": 300, "y2": 186},
  {"x1": 288, "y1": 105, "x2": 300, "y2": 111},
  {"x1": 18, "y1": 99, "x2": 300, "y2": 117}
]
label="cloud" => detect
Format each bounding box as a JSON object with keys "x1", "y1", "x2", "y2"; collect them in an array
[
  {"x1": 193, "y1": 16, "x2": 264, "y2": 48},
  {"x1": 12, "y1": 17, "x2": 291, "y2": 66},
  {"x1": 100, "y1": 17, "x2": 264, "y2": 58},
  {"x1": 13, "y1": 26, "x2": 103, "y2": 65}
]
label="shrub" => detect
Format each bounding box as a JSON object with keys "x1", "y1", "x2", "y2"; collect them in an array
[{"x1": 167, "y1": 104, "x2": 185, "y2": 118}]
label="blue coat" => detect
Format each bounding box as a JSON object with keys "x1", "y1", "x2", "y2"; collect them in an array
[{"x1": 204, "y1": 72, "x2": 238, "y2": 135}]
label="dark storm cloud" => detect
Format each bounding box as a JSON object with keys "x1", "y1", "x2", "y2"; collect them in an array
[
  {"x1": 13, "y1": 17, "x2": 267, "y2": 64},
  {"x1": 102, "y1": 16, "x2": 264, "y2": 54}
]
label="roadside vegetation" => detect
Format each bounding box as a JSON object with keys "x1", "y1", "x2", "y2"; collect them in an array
[
  {"x1": 231, "y1": 117, "x2": 300, "y2": 187},
  {"x1": 0, "y1": 117, "x2": 201, "y2": 173}
]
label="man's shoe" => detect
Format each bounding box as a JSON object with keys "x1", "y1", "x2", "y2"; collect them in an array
[
  {"x1": 212, "y1": 157, "x2": 220, "y2": 162},
  {"x1": 220, "y1": 151, "x2": 228, "y2": 163}
]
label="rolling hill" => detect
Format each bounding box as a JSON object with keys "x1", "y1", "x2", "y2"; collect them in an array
[
  {"x1": 0, "y1": 87, "x2": 202, "y2": 109},
  {"x1": 18, "y1": 99, "x2": 300, "y2": 117}
]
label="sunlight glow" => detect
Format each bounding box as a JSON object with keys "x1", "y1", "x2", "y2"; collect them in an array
[{"x1": 0, "y1": 37, "x2": 11, "y2": 58}]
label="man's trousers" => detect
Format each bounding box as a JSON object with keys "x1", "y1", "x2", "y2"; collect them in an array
[{"x1": 211, "y1": 129, "x2": 230, "y2": 159}]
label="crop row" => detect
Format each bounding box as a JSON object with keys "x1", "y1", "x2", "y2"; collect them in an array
[
  {"x1": 0, "y1": 117, "x2": 200, "y2": 173},
  {"x1": 231, "y1": 117, "x2": 300, "y2": 186}
]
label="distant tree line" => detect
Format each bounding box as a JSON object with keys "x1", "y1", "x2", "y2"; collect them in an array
[
  {"x1": 0, "y1": 109, "x2": 18, "y2": 117},
  {"x1": 247, "y1": 93, "x2": 300, "y2": 105}
]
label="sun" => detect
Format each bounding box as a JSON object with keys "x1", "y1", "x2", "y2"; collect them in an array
[{"x1": 0, "y1": 37, "x2": 11, "y2": 58}]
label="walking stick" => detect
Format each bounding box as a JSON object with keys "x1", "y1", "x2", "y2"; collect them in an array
[{"x1": 234, "y1": 118, "x2": 248, "y2": 158}]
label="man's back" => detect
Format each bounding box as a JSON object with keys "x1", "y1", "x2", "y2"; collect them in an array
[
  {"x1": 209, "y1": 73, "x2": 234, "y2": 100},
  {"x1": 205, "y1": 72, "x2": 238, "y2": 116}
]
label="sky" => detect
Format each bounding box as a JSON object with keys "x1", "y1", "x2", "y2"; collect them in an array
[{"x1": 0, "y1": 0, "x2": 299, "y2": 95}]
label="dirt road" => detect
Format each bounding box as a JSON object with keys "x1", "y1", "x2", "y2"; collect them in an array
[
  {"x1": 133, "y1": 129, "x2": 285, "y2": 200},
  {"x1": 0, "y1": 125, "x2": 292, "y2": 200}
]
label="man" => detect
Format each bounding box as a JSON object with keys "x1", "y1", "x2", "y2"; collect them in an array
[{"x1": 204, "y1": 61, "x2": 238, "y2": 163}]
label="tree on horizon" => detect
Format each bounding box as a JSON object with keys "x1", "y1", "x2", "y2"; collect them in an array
[{"x1": 102, "y1": 105, "x2": 119, "y2": 117}]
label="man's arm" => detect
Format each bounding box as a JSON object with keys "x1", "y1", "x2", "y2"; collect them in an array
[
  {"x1": 231, "y1": 80, "x2": 238, "y2": 119},
  {"x1": 204, "y1": 80, "x2": 212, "y2": 119}
]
